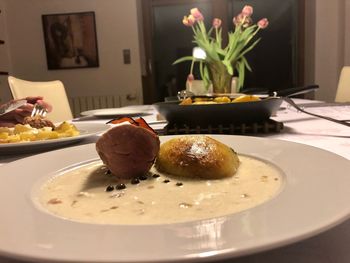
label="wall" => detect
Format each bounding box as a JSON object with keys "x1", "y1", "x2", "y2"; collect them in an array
[
  {"x1": 313, "y1": 0, "x2": 349, "y2": 102},
  {"x1": 1, "y1": 0, "x2": 142, "y2": 104},
  {"x1": 345, "y1": 0, "x2": 350, "y2": 66},
  {"x1": 1, "y1": 1, "x2": 349, "y2": 104},
  {"x1": 303, "y1": 0, "x2": 315, "y2": 89},
  {"x1": 0, "y1": 0, "x2": 11, "y2": 102}
]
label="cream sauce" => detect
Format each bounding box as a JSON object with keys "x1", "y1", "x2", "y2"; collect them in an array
[{"x1": 37, "y1": 155, "x2": 283, "y2": 225}]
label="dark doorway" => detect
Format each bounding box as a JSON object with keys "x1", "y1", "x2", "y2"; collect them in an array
[{"x1": 141, "y1": 0, "x2": 304, "y2": 103}]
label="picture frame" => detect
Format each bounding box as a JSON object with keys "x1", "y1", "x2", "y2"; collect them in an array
[{"x1": 42, "y1": 11, "x2": 99, "y2": 70}]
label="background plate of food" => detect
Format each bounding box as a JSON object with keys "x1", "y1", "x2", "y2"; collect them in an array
[
  {"x1": 0, "y1": 122, "x2": 109, "y2": 154},
  {"x1": 0, "y1": 134, "x2": 349, "y2": 262},
  {"x1": 80, "y1": 105, "x2": 154, "y2": 118},
  {"x1": 154, "y1": 85, "x2": 318, "y2": 125}
]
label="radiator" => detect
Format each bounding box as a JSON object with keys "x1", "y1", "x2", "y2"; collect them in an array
[{"x1": 69, "y1": 95, "x2": 121, "y2": 117}]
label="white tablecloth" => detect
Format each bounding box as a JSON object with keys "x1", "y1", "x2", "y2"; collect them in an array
[{"x1": 1, "y1": 99, "x2": 350, "y2": 263}]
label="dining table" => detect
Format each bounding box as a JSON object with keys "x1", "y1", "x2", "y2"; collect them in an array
[{"x1": 0, "y1": 98, "x2": 349, "y2": 263}]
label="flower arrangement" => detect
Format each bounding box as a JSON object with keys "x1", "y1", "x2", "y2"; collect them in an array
[{"x1": 173, "y1": 6, "x2": 269, "y2": 93}]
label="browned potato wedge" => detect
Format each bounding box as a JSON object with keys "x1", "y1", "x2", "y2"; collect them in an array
[
  {"x1": 179, "y1": 97, "x2": 193, "y2": 105},
  {"x1": 213, "y1": 96, "x2": 231, "y2": 103},
  {"x1": 155, "y1": 135, "x2": 240, "y2": 179},
  {"x1": 232, "y1": 95, "x2": 261, "y2": 103}
]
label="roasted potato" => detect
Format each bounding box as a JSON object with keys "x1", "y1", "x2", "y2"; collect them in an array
[
  {"x1": 55, "y1": 122, "x2": 80, "y2": 137},
  {"x1": 232, "y1": 95, "x2": 261, "y2": 103},
  {"x1": 155, "y1": 135, "x2": 240, "y2": 179},
  {"x1": 213, "y1": 96, "x2": 231, "y2": 103}
]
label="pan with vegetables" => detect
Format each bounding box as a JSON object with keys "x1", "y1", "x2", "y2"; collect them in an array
[{"x1": 154, "y1": 85, "x2": 319, "y2": 125}]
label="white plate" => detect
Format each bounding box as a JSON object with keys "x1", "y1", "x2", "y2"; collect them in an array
[
  {"x1": 0, "y1": 135, "x2": 350, "y2": 262},
  {"x1": 80, "y1": 106, "x2": 153, "y2": 118},
  {"x1": 0, "y1": 122, "x2": 109, "y2": 154}
]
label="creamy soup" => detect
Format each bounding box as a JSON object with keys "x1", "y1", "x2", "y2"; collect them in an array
[{"x1": 36, "y1": 155, "x2": 283, "y2": 225}]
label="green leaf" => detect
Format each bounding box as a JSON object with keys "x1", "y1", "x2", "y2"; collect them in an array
[
  {"x1": 216, "y1": 28, "x2": 222, "y2": 48},
  {"x1": 236, "y1": 60, "x2": 246, "y2": 89},
  {"x1": 216, "y1": 50, "x2": 226, "y2": 59},
  {"x1": 222, "y1": 60, "x2": 233, "y2": 75},
  {"x1": 208, "y1": 27, "x2": 214, "y2": 36},
  {"x1": 237, "y1": 38, "x2": 261, "y2": 59},
  {"x1": 203, "y1": 65, "x2": 211, "y2": 89},
  {"x1": 242, "y1": 57, "x2": 252, "y2": 72},
  {"x1": 173, "y1": 56, "x2": 194, "y2": 65},
  {"x1": 227, "y1": 64, "x2": 233, "y2": 75},
  {"x1": 222, "y1": 59, "x2": 230, "y2": 68},
  {"x1": 225, "y1": 25, "x2": 259, "y2": 63},
  {"x1": 199, "y1": 61, "x2": 205, "y2": 79},
  {"x1": 198, "y1": 61, "x2": 210, "y2": 90}
]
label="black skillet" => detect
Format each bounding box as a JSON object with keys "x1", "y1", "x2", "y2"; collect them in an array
[{"x1": 154, "y1": 85, "x2": 319, "y2": 125}]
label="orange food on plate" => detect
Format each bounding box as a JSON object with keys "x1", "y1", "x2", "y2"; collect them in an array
[{"x1": 0, "y1": 120, "x2": 79, "y2": 144}]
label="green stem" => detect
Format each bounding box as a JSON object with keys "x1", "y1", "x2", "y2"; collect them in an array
[
  {"x1": 190, "y1": 59, "x2": 195, "y2": 75},
  {"x1": 191, "y1": 26, "x2": 196, "y2": 35},
  {"x1": 244, "y1": 26, "x2": 260, "y2": 45}
]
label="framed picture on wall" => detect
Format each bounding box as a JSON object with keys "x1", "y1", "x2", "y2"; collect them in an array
[{"x1": 42, "y1": 11, "x2": 99, "y2": 70}]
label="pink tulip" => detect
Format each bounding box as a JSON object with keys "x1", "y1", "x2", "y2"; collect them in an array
[
  {"x1": 187, "y1": 74, "x2": 194, "y2": 82},
  {"x1": 258, "y1": 18, "x2": 269, "y2": 29},
  {"x1": 182, "y1": 16, "x2": 189, "y2": 26},
  {"x1": 233, "y1": 15, "x2": 240, "y2": 26},
  {"x1": 242, "y1": 5, "x2": 253, "y2": 17},
  {"x1": 190, "y1": 8, "x2": 204, "y2": 21},
  {"x1": 188, "y1": 15, "x2": 196, "y2": 25},
  {"x1": 183, "y1": 15, "x2": 195, "y2": 26},
  {"x1": 233, "y1": 13, "x2": 252, "y2": 28},
  {"x1": 212, "y1": 18, "x2": 222, "y2": 29}
]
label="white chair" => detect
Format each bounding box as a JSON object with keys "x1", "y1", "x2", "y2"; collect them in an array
[
  {"x1": 8, "y1": 76, "x2": 73, "y2": 123},
  {"x1": 335, "y1": 66, "x2": 350, "y2": 102}
]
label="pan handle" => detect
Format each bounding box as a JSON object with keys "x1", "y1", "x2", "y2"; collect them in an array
[
  {"x1": 177, "y1": 85, "x2": 319, "y2": 100},
  {"x1": 242, "y1": 85, "x2": 319, "y2": 97},
  {"x1": 271, "y1": 85, "x2": 319, "y2": 97}
]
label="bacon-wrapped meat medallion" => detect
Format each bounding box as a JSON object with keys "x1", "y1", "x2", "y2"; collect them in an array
[{"x1": 96, "y1": 117, "x2": 160, "y2": 179}]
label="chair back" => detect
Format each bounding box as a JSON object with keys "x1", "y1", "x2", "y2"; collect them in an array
[
  {"x1": 8, "y1": 76, "x2": 73, "y2": 123},
  {"x1": 335, "y1": 66, "x2": 350, "y2": 102}
]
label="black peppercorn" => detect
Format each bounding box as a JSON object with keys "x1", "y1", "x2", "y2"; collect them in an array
[
  {"x1": 105, "y1": 185, "x2": 114, "y2": 192},
  {"x1": 163, "y1": 179, "x2": 170, "y2": 183},
  {"x1": 116, "y1": 183, "x2": 126, "y2": 190},
  {"x1": 131, "y1": 178, "x2": 140, "y2": 185},
  {"x1": 176, "y1": 182, "x2": 183, "y2": 186},
  {"x1": 139, "y1": 174, "x2": 148, "y2": 181},
  {"x1": 152, "y1": 174, "x2": 160, "y2": 178}
]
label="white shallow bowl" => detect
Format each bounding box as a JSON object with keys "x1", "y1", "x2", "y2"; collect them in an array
[{"x1": 0, "y1": 135, "x2": 350, "y2": 262}]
